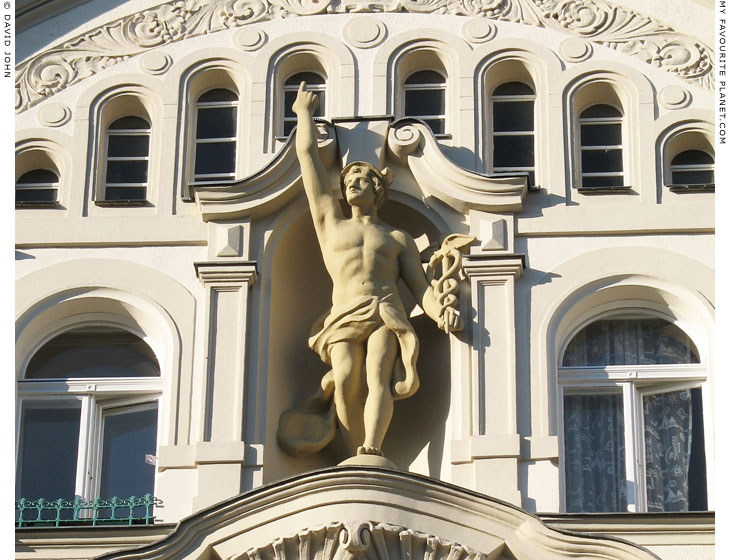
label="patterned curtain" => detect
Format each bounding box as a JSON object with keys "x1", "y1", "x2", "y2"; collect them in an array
[
  {"x1": 563, "y1": 319, "x2": 699, "y2": 367},
  {"x1": 564, "y1": 394, "x2": 627, "y2": 512},
  {"x1": 643, "y1": 390, "x2": 692, "y2": 512}
]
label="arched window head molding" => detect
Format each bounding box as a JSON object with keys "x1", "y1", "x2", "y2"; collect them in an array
[
  {"x1": 563, "y1": 66, "x2": 653, "y2": 197},
  {"x1": 656, "y1": 116, "x2": 714, "y2": 195},
  {"x1": 16, "y1": 259, "x2": 197, "y2": 447},
  {"x1": 86, "y1": 85, "x2": 162, "y2": 210},
  {"x1": 177, "y1": 58, "x2": 250, "y2": 199},
  {"x1": 15, "y1": 136, "x2": 70, "y2": 209},
  {"x1": 472, "y1": 42, "x2": 561, "y2": 183},
  {"x1": 262, "y1": 34, "x2": 356, "y2": 151}
]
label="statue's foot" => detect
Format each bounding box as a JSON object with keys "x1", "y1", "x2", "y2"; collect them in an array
[{"x1": 357, "y1": 445, "x2": 383, "y2": 457}]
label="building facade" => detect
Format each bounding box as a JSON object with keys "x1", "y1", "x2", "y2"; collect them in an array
[{"x1": 15, "y1": 0, "x2": 715, "y2": 558}]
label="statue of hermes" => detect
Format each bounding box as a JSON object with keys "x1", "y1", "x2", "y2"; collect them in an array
[{"x1": 277, "y1": 83, "x2": 471, "y2": 465}]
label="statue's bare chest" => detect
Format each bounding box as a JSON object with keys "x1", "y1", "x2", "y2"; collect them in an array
[{"x1": 326, "y1": 222, "x2": 402, "y2": 262}]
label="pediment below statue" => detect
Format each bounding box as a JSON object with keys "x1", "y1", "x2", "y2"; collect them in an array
[{"x1": 97, "y1": 469, "x2": 658, "y2": 560}]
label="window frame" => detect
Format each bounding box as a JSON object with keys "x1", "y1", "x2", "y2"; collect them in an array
[
  {"x1": 280, "y1": 71, "x2": 327, "y2": 139},
  {"x1": 557, "y1": 312, "x2": 709, "y2": 513},
  {"x1": 577, "y1": 103, "x2": 626, "y2": 191},
  {"x1": 15, "y1": 168, "x2": 60, "y2": 208},
  {"x1": 192, "y1": 87, "x2": 239, "y2": 184},
  {"x1": 15, "y1": 326, "x2": 163, "y2": 508},
  {"x1": 100, "y1": 116, "x2": 151, "y2": 206},
  {"x1": 402, "y1": 69, "x2": 447, "y2": 136},
  {"x1": 490, "y1": 81, "x2": 536, "y2": 186},
  {"x1": 668, "y1": 149, "x2": 715, "y2": 192}
]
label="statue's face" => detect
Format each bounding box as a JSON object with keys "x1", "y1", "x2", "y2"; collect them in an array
[{"x1": 343, "y1": 168, "x2": 376, "y2": 207}]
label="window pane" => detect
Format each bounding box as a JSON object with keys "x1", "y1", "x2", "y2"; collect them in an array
[
  {"x1": 195, "y1": 142, "x2": 236, "y2": 176},
  {"x1": 405, "y1": 89, "x2": 444, "y2": 117},
  {"x1": 196, "y1": 107, "x2": 236, "y2": 139},
  {"x1": 26, "y1": 327, "x2": 160, "y2": 379},
  {"x1": 493, "y1": 81, "x2": 534, "y2": 96},
  {"x1": 581, "y1": 104, "x2": 621, "y2": 118},
  {"x1": 106, "y1": 160, "x2": 148, "y2": 185},
  {"x1": 563, "y1": 394, "x2": 627, "y2": 513},
  {"x1": 643, "y1": 389, "x2": 706, "y2": 512},
  {"x1": 405, "y1": 70, "x2": 444, "y2": 85},
  {"x1": 99, "y1": 406, "x2": 158, "y2": 499},
  {"x1": 16, "y1": 188, "x2": 57, "y2": 203},
  {"x1": 423, "y1": 118, "x2": 445, "y2": 135},
  {"x1": 19, "y1": 407, "x2": 80, "y2": 502},
  {"x1": 198, "y1": 88, "x2": 237, "y2": 103},
  {"x1": 109, "y1": 116, "x2": 149, "y2": 130},
  {"x1": 17, "y1": 169, "x2": 58, "y2": 184},
  {"x1": 285, "y1": 72, "x2": 325, "y2": 86},
  {"x1": 105, "y1": 186, "x2": 147, "y2": 201},
  {"x1": 671, "y1": 150, "x2": 714, "y2": 165},
  {"x1": 671, "y1": 170, "x2": 714, "y2": 185},
  {"x1": 494, "y1": 135, "x2": 534, "y2": 167},
  {"x1": 581, "y1": 149, "x2": 623, "y2": 173},
  {"x1": 108, "y1": 135, "x2": 149, "y2": 158},
  {"x1": 563, "y1": 318, "x2": 700, "y2": 367},
  {"x1": 581, "y1": 123, "x2": 621, "y2": 146},
  {"x1": 581, "y1": 175, "x2": 624, "y2": 188},
  {"x1": 493, "y1": 101, "x2": 534, "y2": 132}
]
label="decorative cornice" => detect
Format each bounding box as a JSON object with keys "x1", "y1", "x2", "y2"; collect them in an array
[{"x1": 16, "y1": 0, "x2": 713, "y2": 112}]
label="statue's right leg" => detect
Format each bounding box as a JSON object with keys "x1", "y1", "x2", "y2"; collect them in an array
[{"x1": 329, "y1": 341, "x2": 365, "y2": 455}]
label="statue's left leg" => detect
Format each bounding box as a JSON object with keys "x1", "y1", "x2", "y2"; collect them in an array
[{"x1": 361, "y1": 325, "x2": 399, "y2": 455}]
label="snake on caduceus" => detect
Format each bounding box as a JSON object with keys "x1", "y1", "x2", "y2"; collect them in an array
[{"x1": 427, "y1": 234, "x2": 475, "y2": 334}]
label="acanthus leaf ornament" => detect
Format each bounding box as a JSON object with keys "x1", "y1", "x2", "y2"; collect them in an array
[{"x1": 16, "y1": 0, "x2": 714, "y2": 112}]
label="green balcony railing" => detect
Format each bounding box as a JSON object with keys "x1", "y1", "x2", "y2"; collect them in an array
[{"x1": 15, "y1": 494, "x2": 161, "y2": 527}]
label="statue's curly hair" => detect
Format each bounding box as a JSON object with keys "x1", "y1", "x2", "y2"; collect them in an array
[{"x1": 340, "y1": 162, "x2": 392, "y2": 208}]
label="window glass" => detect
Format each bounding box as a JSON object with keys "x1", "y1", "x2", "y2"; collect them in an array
[
  {"x1": 670, "y1": 150, "x2": 715, "y2": 186},
  {"x1": 403, "y1": 70, "x2": 446, "y2": 135},
  {"x1": 104, "y1": 116, "x2": 149, "y2": 201},
  {"x1": 492, "y1": 81, "x2": 535, "y2": 186},
  {"x1": 562, "y1": 318, "x2": 699, "y2": 367},
  {"x1": 194, "y1": 88, "x2": 238, "y2": 182},
  {"x1": 283, "y1": 72, "x2": 325, "y2": 136},
  {"x1": 16, "y1": 169, "x2": 59, "y2": 203},
  {"x1": 99, "y1": 406, "x2": 158, "y2": 499},
  {"x1": 579, "y1": 104, "x2": 623, "y2": 188},
  {"x1": 26, "y1": 327, "x2": 160, "y2": 379},
  {"x1": 563, "y1": 394, "x2": 627, "y2": 513},
  {"x1": 19, "y1": 406, "x2": 81, "y2": 502},
  {"x1": 643, "y1": 388, "x2": 707, "y2": 512}
]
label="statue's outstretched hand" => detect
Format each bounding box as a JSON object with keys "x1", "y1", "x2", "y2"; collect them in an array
[
  {"x1": 441, "y1": 306, "x2": 463, "y2": 334},
  {"x1": 292, "y1": 82, "x2": 319, "y2": 116}
]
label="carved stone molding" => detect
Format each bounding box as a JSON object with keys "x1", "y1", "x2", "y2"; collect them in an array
[
  {"x1": 230, "y1": 521, "x2": 491, "y2": 560},
  {"x1": 16, "y1": 0, "x2": 713, "y2": 112}
]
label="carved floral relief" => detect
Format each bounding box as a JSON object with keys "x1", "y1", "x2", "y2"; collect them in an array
[{"x1": 16, "y1": 0, "x2": 713, "y2": 113}]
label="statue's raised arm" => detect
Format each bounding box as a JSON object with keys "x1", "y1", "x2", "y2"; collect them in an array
[{"x1": 293, "y1": 82, "x2": 344, "y2": 236}]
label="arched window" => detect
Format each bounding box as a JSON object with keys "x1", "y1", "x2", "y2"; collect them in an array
[
  {"x1": 491, "y1": 81, "x2": 535, "y2": 186},
  {"x1": 559, "y1": 316, "x2": 707, "y2": 514},
  {"x1": 669, "y1": 150, "x2": 714, "y2": 187},
  {"x1": 16, "y1": 326, "x2": 162, "y2": 516},
  {"x1": 102, "y1": 116, "x2": 150, "y2": 203},
  {"x1": 578, "y1": 104, "x2": 624, "y2": 188},
  {"x1": 283, "y1": 72, "x2": 326, "y2": 137},
  {"x1": 16, "y1": 168, "x2": 59, "y2": 206},
  {"x1": 194, "y1": 88, "x2": 238, "y2": 183},
  {"x1": 403, "y1": 70, "x2": 446, "y2": 135}
]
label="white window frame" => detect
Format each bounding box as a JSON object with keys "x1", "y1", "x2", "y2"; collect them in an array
[
  {"x1": 577, "y1": 104, "x2": 624, "y2": 188},
  {"x1": 281, "y1": 73, "x2": 326, "y2": 138},
  {"x1": 669, "y1": 150, "x2": 715, "y2": 187},
  {"x1": 402, "y1": 70, "x2": 447, "y2": 136},
  {"x1": 491, "y1": 83, "x2": 535, "y2": 183},
  {"x1": 102, "y1": 117, "x2": 151, "y2": 202},
  {"x1": 15, "y1": 169, "x2": 60, "y2": 205},
  {"x1": 557, "y1": 315, "x2": 709, "y2": 513},
  {"x1": 16, "y1": 328, "x2": 163, "y2": 508},
  {"x1": 193, "y1": 89, "x2": 239, "y2": 184}
]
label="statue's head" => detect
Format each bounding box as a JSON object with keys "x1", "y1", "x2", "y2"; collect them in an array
[{"x1": 340, "y1": 162, "x2": 393, "y2": 209}]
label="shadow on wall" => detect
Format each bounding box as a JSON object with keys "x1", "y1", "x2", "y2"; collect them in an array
[{"x1": 264, "y1": 199, "x2": 451, "y2": 482}]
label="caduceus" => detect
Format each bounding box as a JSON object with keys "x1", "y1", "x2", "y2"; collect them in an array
[{"x1": 427, "y1": 234, "x2": 476, "y2": 334}]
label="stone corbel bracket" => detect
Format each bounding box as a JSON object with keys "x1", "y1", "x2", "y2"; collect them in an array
[
  {"x1": 388, "y1": 120, "x2": 527, "y2": 214},
  {"x1": 192, "y1": 122, "x2": 337, "y2": 221}
]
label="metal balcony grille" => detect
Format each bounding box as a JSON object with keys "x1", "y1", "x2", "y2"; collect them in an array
[{"x1": 15, "y1": 494, "x2": 161, "y2": 527}]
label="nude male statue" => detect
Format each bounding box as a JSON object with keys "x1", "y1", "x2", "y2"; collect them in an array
[{"x1": 277, "y1": 83, "x2": 464, "y2": 459}]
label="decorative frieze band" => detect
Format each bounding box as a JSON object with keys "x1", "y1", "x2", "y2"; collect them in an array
[{"x1": 16, "y1": 0, "x2": 713, "y2": 113}]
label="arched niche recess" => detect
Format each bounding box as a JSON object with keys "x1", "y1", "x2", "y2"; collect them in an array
[{"x1": 262, "y1": 197, "x2": 453, "y2": 482}]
